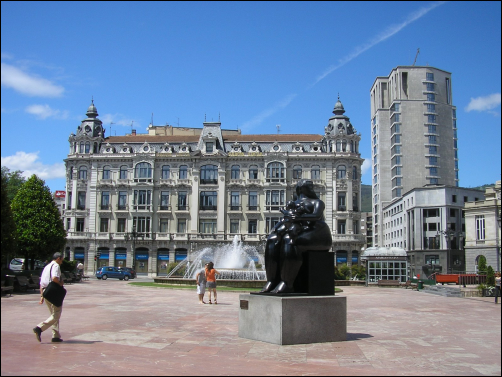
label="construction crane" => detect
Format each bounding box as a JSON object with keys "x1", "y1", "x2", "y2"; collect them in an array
[{"x1": 413, "y1": 48, "x2": 420, "y2": 66}]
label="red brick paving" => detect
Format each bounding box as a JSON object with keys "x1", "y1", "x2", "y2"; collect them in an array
[{"x1": 1, "y1": 279, "x2": 500, "y2": 376}]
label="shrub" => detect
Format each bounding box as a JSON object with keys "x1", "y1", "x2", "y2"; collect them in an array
[
  {"x1": 486, "y1": 265, "x2": 495, "y2": 286},
  {"x1": 478, "y1": 255, "x2": 487, "y2": 275}
]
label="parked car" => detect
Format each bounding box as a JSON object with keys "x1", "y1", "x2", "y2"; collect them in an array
[
  {"x1": 9, "y1": 258, "x2": 44, "y2": 271},
  {"x1": 117, "y1": 267, "x2": 136, "y2": 279},
  {"x1": 95, "y1": 266, "x2": 132, "y2": 281}
]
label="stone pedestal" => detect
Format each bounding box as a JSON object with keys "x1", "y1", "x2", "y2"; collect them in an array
[{"x1": 238, "y1": 294, "x2": 347, "y2": 345}]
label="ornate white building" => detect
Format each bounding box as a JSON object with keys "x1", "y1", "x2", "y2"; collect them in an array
[{"x1": 64, "y1": 98, "x2": 365, "y2": 276}]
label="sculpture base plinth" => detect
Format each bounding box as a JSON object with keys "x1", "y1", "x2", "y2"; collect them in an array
[{"x1": 238, "y1": 293, "x2": 347, "y2": 345}]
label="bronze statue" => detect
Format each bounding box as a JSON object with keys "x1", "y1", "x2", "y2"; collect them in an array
[{"x1": 261, "y1": 179, "x2": 333, "y2": 294}]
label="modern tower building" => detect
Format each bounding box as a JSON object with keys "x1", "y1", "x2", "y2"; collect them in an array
[{"x1": 370, "y1": 66, "x2": 457, "y2": 247}]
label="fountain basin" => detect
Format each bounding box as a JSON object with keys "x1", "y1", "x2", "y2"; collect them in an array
[{"x1": 153, "y1": 277, "x2": 264, "y2": 289}]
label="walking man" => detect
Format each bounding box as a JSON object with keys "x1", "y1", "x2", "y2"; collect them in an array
[{"x1": 33, "y1": 252, "x2": 65, "y2": 343}]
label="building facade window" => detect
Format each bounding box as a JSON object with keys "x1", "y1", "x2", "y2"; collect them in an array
[
  {"x1": 161, "y1": 165, "x2": 170, "y2": 179},
  {"x1": 200, "y1": 191, "x2": 217, "y2": 210},
  {"x1": 230, "y1": 220, "x2": 239, "y2": 234},
  {"x1": 177, "y1": 219, "x2": 186, "y2": 233},
  {"x1": 249, "y1": 165, "x2": 258, "y2": 179},
  {"x1": 133, "y1": 216, "x2": 151, "y2": 235},
  {"x1": 101, "y1": 191, "x2": 110, "y2": 210},
  {"x1": 267, "y1": 162, "x2": 285, "y2": 181},
  {"x1": 159, "y1": 218, "x2": 169, "y2": 233},
  {"x1": 133, "y1": 190, "x2": 152, "y2": 210},
  {"x1": 248, "y1": 219, "x2": 257, "y2": 234},
  {"x1": 160, "y1": 191, "x2": 170, "y2": 210},
  {"x1": 200, "y1": 219, "x2": 217, "y2": 234},
  {"x1": 78, "y1": 167, "x2": 87, "y2": 180},
  {"x1": 102, "y1": 166, "x2": 110, "y2": 179},
  {"x1": 337, "y1": 165, "x2": 346, "y2": 179},
  {"x1": 77, "y1": 191, "x2": 86, "y2": 210},
  {"x1": 117, "y1": 218, "x2": 126, "y2": 233},
  {"x1": 119, "y1": 165, "x2": 128, "y2": 180},
  {"x1": 338, "y1": 220, "x2": 346, "y2": 234},
  {"x1": 206, "y1": 142, "x2": 214, "y2": 153},
  {"x1": 230, "y1": 192, "x2": 240, "y2": 210},
  {"x1": 475, "y1": 215, "x2": 485, "y2": 240},
  {"x1": 249, "y1": 191, "x2": 258, "y2": 210},
  {"x1": 118, "y1": 191, "x2": 127, "y2": 210},
  {"x1": 337, "y1": 192, "x2": 346, "y2": 210},
  {"x1": 200, "y1": 165, "x2": 218, "y2": 184},
  {"x1": 266, "y1": 190, "x2": 285, "y2": 210},
  {"x1": 231, "y1": 165, "x2": 240, "y2": 179},
  {"x1": 100, "y1": 218, "x2": 109, "y2": 232},
  {"x1": 179, "y1": 165, "x2": 188, "y2": 179},
  {"x1": 76, "y1": 218, "x2": 85, "y2": 232},
  {"x1": 311, "y1": 165, "x2": 320, "y2": 180},
  {"x1": 178, "y1": 192, "x2": 187, "y2": 210},
  {"x1": 293, "y1": 165, "x2": 302, "y2": 179},
  {"x1": 135, "y1": 162, "x2": 152, "y2": 179}
]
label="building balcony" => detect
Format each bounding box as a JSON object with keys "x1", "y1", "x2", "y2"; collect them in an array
[
  {"x1": 175, "y1": 205, "x2": 189, "y2": 212},
  {"x1": 228, "y1": 179, "x2": 246, "y2": 186},
  {"x1": 332, "y1": 234, "x2": 366, "y2": 243},
  {"x1": 159, "y1": 178, "x2": 175, "y2": 186},
  {"x1": 228, "y1": 205, "x2": 242, "y2": 212},
  {"x1": 116, "y1": 204, "x2": 129, "y2": 211},
  {"x1": 158, "y1": 205, "x2": 172, "y2": 212},
  {"x1": 247, "y1": 179, "x2": 263, "y2": 186},
  {"x1": 246, "y1": 205, "x2": 260, "y2": 212},
  {"x1": 177, "y1": 179, "x2": 191, "y2": 186}
]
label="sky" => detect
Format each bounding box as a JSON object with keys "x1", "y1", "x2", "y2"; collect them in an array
[{"x1": 1, "y1": 1, "x2": 501, "y2": 193}]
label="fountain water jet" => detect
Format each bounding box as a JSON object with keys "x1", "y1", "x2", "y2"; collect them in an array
[{"x1": 166, "y1": 235, "x2": 266, "y2": 281}]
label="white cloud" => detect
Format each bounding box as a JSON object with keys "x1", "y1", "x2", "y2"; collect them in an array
[
  {"x1": 1, "y1": 62, "x2": 64, "y2": 97},
  {"x1": 465, "y1": 93, "x2": 501, "y2": 114},
  {"x1": 1, "y1": 151, "x2": 66, "y2": 180},
  {"x1": 361, "y1": 158, "x2": 372, "y2": 176},
  {"x1": 241, "y1": 93, "x2": 298, "y2": 130},
  {"x1": 312, "y1": 1, "x2": 445, "y2": 86},
  {"x1": 25, "y1": 104, "x2": 69, "y2": 120}
]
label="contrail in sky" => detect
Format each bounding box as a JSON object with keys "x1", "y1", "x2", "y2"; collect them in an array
[
  {"x1": 311, "y1": 1, "x2": 446, "y2": 87},
  {"x1": 240, "y1": 93, "x2": 297, "y2": 131}
]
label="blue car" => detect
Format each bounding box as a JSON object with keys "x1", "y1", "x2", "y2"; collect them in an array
[{"x1": 96, "y1": 266, "x2": 132, "y2": 281}]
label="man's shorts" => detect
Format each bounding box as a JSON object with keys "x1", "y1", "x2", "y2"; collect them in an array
[{"x1": 197, "y1": 283, "x2": 206, "y2": 295}]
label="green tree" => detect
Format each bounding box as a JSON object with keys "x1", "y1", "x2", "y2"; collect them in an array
[
  {"x1": 351, "y1": 264, "x2": 366, "y2": 280},
  {"x1": 486, "y1": 265, "x2": 495, "y2": 286},
  {"x1": 1, "y1": 166, "x2": 26, "y2": 203},
  {"x1": 1, "y1": 173, "x2": 17, "y2": 267},
  {"x1": 11, "y1": 175, "x2": 67, "y2": 270},
  {"x1": 478, "y1": 255, "x2": 487, "y2": 275}
]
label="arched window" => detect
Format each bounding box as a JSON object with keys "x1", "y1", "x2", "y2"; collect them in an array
[
  {"x1": 78, "y1": 166, "x2": 87, "y2": 180},
  {"x1": 311, "y1": 165, "x2": 320, "y2": 180},
  {"x1": 102, "y1": 165, "x2": 111, "y2": 180},
  {"x1": 352, "y1": 166, "x2": 358, "y2": 180},
  {"x1": 85, "y1": 142, "x2": 90, "y2": 153},
  {"x1": 337, "y1": 165, "x2": 346, "y2": 179},
  {"x1": 119, "y1": 165, "x2": 128, "y2": 180},
  {"x1": 200, "y1": 165, "x2": 218, "y2": 184},
  {"x1": 231, "y1": 165, "x2": 240, "y2": 179},
  {"x1": 350, "y1": 140, "x2": 354, "y2": 152},
  {"x1": 249, "y1": 165, "x2": 258, "y2": 179},
  {"x1": 162, "y1": 165, "x2": 170, "y2": 179},
  {"x1": 293, "y1": 165, "x2": 302, "y2": 179},
  {"x1": 342, "y1": 140, "x2": 347, "y2": 152},
  {"x1": 267, "y1": 162, "x2": 284, "y2": 181},
  {"x1": 336, "y1": 140, "x2": 341, "y2": 152},
  {"x1": 134, "y1": 162, "x2": 152, "y2": 179},
  {"x1": 179, "y1": 165, "x2": 188, "y2": 179},
  {"x1": 79, "y1": 142, "x2": 84, "y2": 153}
]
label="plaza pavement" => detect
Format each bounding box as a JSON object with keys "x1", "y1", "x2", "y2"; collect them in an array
[{"x1": 1, "y1": 277, "x2": 500, "y2": 376}]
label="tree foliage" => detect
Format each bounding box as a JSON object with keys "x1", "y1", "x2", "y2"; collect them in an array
[
  {"x1": 1, "y1": 166, "x2": 26, "y2": 203},
  {"x1": 1, "y1": 173, "x2": 17, "y2": 267},
  {"x1": 477, "y1": 255, "x2": 487, "y2": 275},
  {"x1": 11, "y1": 175, "x2": 67, "y2": 269}
]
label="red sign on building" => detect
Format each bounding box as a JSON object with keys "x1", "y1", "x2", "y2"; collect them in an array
[{"x1": 55, "y1": 190, "x2": 66, "y2": 198}]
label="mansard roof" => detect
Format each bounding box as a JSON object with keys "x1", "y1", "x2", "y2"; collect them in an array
[{"x1": 105, "y1": 134, "x2": 323, "y2": 144}]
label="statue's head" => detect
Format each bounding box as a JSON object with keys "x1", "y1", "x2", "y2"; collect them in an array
[{"x1": 296, "y1": 179, "x2": 318, "y2": 199}]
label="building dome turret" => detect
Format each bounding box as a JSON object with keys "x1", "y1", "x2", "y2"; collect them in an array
[
  {"x1": 332, "y1": 95, "x2": 345, "y2": 115},
  {"x1": 86, "y1": 99, "x2": 98, "y2": 118}
]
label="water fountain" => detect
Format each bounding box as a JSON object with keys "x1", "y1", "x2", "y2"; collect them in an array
[{"x1": 162, "y1": 235, "x2": 266, "y2": 284}]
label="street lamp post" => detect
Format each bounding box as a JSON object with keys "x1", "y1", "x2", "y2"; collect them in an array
[
  {"x1": 124, "y1": 224, "x2": 138, "y2": 269},
  {"x1": 437, "y1": 227, "x2": 462, "y2": 274}
]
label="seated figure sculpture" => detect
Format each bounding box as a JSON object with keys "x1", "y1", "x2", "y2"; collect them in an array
[{"x1": 261, "y1": 179, "x2": 333, "y2": 294}]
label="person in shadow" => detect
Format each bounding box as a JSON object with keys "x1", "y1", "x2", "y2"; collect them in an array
[{"x1": 261, "y1": 179, "x2": 332, "y2": 294}]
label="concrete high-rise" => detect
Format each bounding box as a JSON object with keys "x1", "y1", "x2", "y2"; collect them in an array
[{"x1": 370, "y1": 66, "x2": 457, "y2": 246}]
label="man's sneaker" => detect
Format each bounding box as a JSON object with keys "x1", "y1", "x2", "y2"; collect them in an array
[
  {"x1": 51, "y1": 338, "x2": 63, "y2": 343},
  {"x1": 33, "y1": 327, "x2": 42, "y2": 342}
]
